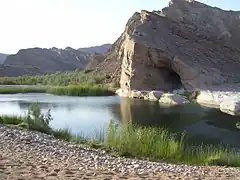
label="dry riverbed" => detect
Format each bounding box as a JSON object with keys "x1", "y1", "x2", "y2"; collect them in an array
[{"x1": 1, "y1": 125, "x2": 240, "y2": 179}]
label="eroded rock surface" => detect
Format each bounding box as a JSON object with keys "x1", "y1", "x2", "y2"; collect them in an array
[
  {"x1": 101, "y1": 0, "x2": 240, "y2": 115},
  {"x1": 100, "y1": 0, "x2": 240, "y2": 94}
]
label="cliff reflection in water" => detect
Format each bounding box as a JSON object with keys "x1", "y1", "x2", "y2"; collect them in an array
[{"x1": 117, "y1": 97, "x2": 240, "y2": 148}]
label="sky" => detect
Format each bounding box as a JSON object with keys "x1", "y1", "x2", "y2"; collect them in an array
[{"x1": 0, "y1": 0, "x2": 240, "y2": 54}]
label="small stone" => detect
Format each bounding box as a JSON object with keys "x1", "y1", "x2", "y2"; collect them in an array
[
  {"x1": 48, "y1": 171, "x2": 58, "y2": 176},
  {"x1": 65, "y1": 169, "x2": 74, "y2": 174}
]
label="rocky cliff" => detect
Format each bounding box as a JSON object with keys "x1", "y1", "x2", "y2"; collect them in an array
[
  {"x1": 98, "y1": 0, "x2": 240, "y2": 92},
  {"x1": 0, "y1": 53, "x2": 7, "y2": 64}
]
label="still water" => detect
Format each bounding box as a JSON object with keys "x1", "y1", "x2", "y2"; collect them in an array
[{"x1": 0, "y1": 93, "x2": 240, "y2": 148}]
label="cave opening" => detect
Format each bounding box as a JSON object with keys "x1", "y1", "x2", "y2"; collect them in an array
[
  {"x1": 168, "y1": 70, "x2": 183, "y2": 90},
  {"x1": 157, "y1": 67, "x2": 183, "y2": 91}
]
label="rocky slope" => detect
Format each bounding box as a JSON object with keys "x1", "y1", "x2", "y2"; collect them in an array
[
  {"x1": 98, "y1": 0, "x2": 240, "y2": 92},
  {"x1": 0, "y1": 53, "x2": 7, "y2": 64},
  {"x1": 0, "y1": 44, "x2": 112, "y2": 77},
  {"x1": 0, "y1": 47, "x2": 91, "y2": 76},
  {"x1": 78, "y1": 44, "x2": 111, "y2": 54}
]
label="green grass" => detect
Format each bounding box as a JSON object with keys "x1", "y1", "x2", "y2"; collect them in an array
[
  {"x1": 1, "y1": 103, "x2": 240, "y2": 167},
  {"x1": 47, "y1": 84, "x2": 115, "y2": 96},
  {"x1": 0, "y1": 115, "x2": 25, "y2": 125},
  {"x1": 105, "y1": 122, "x2": 240, "y2": 166},
  {"x1": 53, "y1": 128, "x2": 72, "y2": 141},
  {"x1": 0, "y1": 84, "x2": 115, "y2": 96}
]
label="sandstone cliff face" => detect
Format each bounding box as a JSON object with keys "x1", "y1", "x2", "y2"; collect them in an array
[{"x1": 101, "y1": 0, "x2": 240, "y2": 92}]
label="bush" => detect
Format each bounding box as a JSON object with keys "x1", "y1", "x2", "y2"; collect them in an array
[{"x1": 24, "y1": 102, "x2": 53, "y2": 134}]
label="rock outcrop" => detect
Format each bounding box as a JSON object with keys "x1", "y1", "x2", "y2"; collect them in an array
[
  {"x1": 100, "y1": 0, "x2": 240, "y2": 92},
  {"x1": 99, "y1": 0, "x2": 240, "y2": 114}
]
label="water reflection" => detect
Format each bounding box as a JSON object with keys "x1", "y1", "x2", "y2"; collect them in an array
[
  {"x1": 117, "y1": 98, "x2": 240, "y2": 148},
  {"x1": 118, "y1": 98, "x2": 203, "y2": 132},
  {"x1": 0, "y1": 93, "x2": 240, "y2": 148}
]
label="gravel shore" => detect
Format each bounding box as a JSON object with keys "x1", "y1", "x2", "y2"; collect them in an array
[{"x1": 1, "y1": 124, "x2": 240, "y2": 180}]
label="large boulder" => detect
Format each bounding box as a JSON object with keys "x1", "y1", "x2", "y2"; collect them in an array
[
  {"x1": 196, "y1": 84, "x2": 240, "y2": 107},
  {"x1": 220, "y1": 100, "x2": 240, "y2": 116},
  {"x1": 159, "y1": 93, "x2": 190, "y2": 105},
  {"x1": 97, "y1": 0, "x2": 240, "y2": 94},
  {"x1": 144, "y1": 90, "x2": 164, "y2": 101},
  {"x1": 130, "y1": 90, "x2": 146, "y2": 99}
]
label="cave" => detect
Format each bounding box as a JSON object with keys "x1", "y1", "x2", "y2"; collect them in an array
[
  {"x1": 158, "y1": 67, "x2": 184, "y2": 91},
  {"x1": 168, "y1": 70, "x2": 183, "y2": 90}
]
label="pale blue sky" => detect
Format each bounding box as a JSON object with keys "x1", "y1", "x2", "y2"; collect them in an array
[{"x1": 0, "y1": 0, "x2": 239, "y2": 54}]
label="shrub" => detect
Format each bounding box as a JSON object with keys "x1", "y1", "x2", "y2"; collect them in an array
[{"x1": 24, "y1": 102, "x2": 53, "y2": 134}]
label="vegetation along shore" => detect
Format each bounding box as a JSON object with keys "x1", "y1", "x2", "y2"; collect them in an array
[
  {"x1": 1, "y1": 103, "x2": 240, "y2": 167},
  {"x1": 1, "y1": 103, "x2": 240, "y2": 179}
]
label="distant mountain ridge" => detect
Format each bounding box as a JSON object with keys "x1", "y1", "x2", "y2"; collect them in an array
[
  {"x1": 0, "y1": 44, "x2": 110, "y2": 76},
  {"x1": 78, "y1": 44, "x2": 111, "y2": 54},
  {"x1": 0, "y1": 53, "x2": 8, "y2": 64}
]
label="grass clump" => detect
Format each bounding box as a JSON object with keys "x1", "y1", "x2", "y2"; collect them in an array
[
  {"x1": 53, "y1": 128, "x2": 72, "y2": 141},
  {"x1": 47, "y1": 84, "x2": 114, "y2": 96},
  {"x1": 105, "y1": 121, "x2": 240, "y2": 166},
  {"x1": 0, "y1": 85, "x2": 115, "y2": 97},
  {"x1": 0, "y1": 115, "x2": 25, "y2": 125},
  {"x1": 0, "y1": 86, "x2": 47, "y2": 94}
]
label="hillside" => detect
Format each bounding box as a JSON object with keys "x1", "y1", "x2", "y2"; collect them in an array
[
  {"x1": 0, "y1": 47, "x2": 92, "y2": 77},
  {"x1": 78, "y1": 44, "x2": 111, "y2": 54},
  {"x1": 0, "y1": 53, "x2": 7, "y2": 64},
  {"x1": 0, "y1": 44, "x2": 111, "y2": 77}
]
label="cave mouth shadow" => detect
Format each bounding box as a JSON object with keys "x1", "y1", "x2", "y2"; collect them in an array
[
  {"x1": 169, "y1": 70, "x2": 183, "y2": 90},
  {"x1": 159, "y1": 67, "x2": 184, "y2": 91}
]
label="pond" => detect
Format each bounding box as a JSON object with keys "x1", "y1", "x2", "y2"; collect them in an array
[{"x1": 0, "y1": 93, "x2": 240, "y2": 148}]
